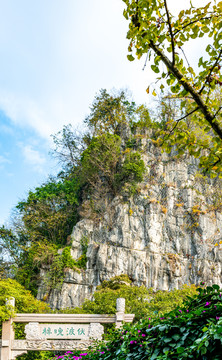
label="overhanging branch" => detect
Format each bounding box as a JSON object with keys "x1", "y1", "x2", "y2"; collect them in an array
[
  {"x1": 199, "y1": 49, "x2": 222, "y2": 95},
  {"x1": 149, "y1": 40, "x2": 222, "y2": 140},
  {"x1": 164, "y1": 0, "x2": 175, "y2": 66},
  {"x1": 162, "y1": 106, "x2": 199, "y2": 143}
]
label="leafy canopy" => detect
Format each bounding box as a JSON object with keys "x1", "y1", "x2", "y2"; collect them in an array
[
  {"x1": 58, "y1": 275, "x2": 197, "y2": 323},
  {"x1": 0, "y1": 90, "x2": 148, "y2": 294},
  {"x1": 0, "y1": 278, "x2": 49, "y2": 323},
  {"x1": 123, "y1": 0, "x2": 222, "y2": 175},
  {"x1": 51, "y1": 284, "x2": 222, "y2": 360}
]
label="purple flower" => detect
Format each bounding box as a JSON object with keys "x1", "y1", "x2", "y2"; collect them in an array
[
  {"x1": 142, "y1": 334, "x2": 146, "y2": 337},
  {"x1": 130, "y1": 341, "x2": 134, "y2": 344},
  {"x1": 216, "y1": 316, "x2": 220, "y2": 320},
  {"x1": 186, "y1": 310, "x2": 189, "y2": 313},
  {"x1": 205, "y1": 302, "x2": 210, "y2": 306},
  {"x1": 138, "y1": 330, "x2": 141, "y2": 333},
  {"x1": 203, "y1": 310, "x2": 206, "y2": 313},
  {"x1": 100, "y1": 351, "x2": 105, "y2": 354},
  {"x1": 179, "y1": 310, "x2": 182, "y2": 313},
  {"x1": 148, "y1": 318, "x2": 151, "y2": 320}
]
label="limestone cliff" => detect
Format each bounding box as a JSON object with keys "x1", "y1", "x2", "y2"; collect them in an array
[{"x1": 37, "y1": 137, "x2": 222, "y2": 309}]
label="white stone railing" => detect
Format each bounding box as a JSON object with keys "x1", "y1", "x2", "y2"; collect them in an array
[{"x1": 0, "y1": 297, "x2": 134, "y2": 360}]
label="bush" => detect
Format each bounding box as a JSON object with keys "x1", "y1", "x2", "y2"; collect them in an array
[
  {"x1": 0, "y1": 278, "x2": 50, "y2": 323},
  {"x1": 49, "y1": 284, "x2": 222, "y2": 360},
  {"x1": 56, "y1": 275, "x2": 197, "y2": 322}
]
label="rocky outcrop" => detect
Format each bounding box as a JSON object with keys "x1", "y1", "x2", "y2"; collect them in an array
[{"x1": 37, "y1": 139, "x2": 222, "y2": 309}]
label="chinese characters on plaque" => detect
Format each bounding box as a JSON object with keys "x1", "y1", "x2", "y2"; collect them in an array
[{"x1": 39, "y1": 324, "x2": 88, "y2": 339}]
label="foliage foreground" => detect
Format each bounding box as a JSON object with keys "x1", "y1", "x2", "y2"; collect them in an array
[{"x1": 49, "y1": 284, "x2": 222, "y2": 360}]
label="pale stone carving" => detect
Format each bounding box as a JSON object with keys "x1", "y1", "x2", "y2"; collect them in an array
[
  {"x1": 12, "y1": 340, "x2": 95, "y2": 351},
  {"x1": 25, "y1": 323, "x2": 44, "y2": 340},
  {"x1": 88, "y1": 323, "x2": 104, "y2": 340},
  {"x1": 11, "y1": 350, "x2": 27, "y2": 359},
  {"x1": 116, "y1": 298, "x2": 125, "y2": 313}
]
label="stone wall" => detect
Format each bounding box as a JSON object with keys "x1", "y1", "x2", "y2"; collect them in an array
[{"x1": 37, "y1": 140, "x2": 222, "y2": 309}]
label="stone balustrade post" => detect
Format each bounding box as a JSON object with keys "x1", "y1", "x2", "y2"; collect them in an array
[
  {"x1": 115, "y1": 298, "x2": 125, "y2": 329},
  {"x1": 1, "y1": 298, "x2": 15, "y2": 360}
]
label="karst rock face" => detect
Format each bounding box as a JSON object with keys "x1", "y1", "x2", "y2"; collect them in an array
[{"x1": 37, "y1": 138, "x2": 222, "y2": 309}]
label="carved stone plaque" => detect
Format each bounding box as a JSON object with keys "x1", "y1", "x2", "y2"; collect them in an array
[
  {"x1": 12, "y1": 340, "x2": 95, "y2": 351},
  {"x1": 88, "y1": 323, "x2": 104, "y2": 340},
  {"x1": 25, "y1": 323, "x2": 44, "y2": 340},
  {"x1": 39, "y1": 324, "x2": 89, "y2": 339},
  {"x1": 24, "y1": 323, "x2": 104, "y2": 340}
]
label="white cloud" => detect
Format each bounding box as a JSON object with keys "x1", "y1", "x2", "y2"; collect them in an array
[
  {"x1": 0, "y1": 91, "x2": 53, "y2": 138},
  {"x1": 21, "y1": 144, "x2": 46, "y2": 172},
  {"x1": 0, "y1": 155, "x2": 10, "y2": 164}
]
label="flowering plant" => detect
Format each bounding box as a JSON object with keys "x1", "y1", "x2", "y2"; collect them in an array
[{"x1": 49, "y1": 284, "x2": 222, "y2": 360}]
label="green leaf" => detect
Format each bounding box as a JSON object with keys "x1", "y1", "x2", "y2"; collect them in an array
[
  {"x1": 127, "y1": 54, "x2": 135, "y2": 61},
  {"x1": 164, "y1": 338, "x2": 172, "y2": 343},
  {"x1": 177, "y1": 347, "x2": 185, "y2": 354},
  {"x1": 151, "y1": 64, "x2": 160, "y2": 73},
  {"x1": 212, "y1": 284, "x2": 220, "y2": 291},
  {"x1": 172, "y1": 334, "x2": 181, "y2": 341},
  {"x1": 159, "y1": 325, "x2": 167, "y2": 331}
]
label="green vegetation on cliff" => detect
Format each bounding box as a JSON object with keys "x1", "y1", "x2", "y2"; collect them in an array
[
  {"x1": 0, "y1": 90, "x2": 150, "y2": 293},
  {"x1": 58, "y1": 275, "x2": 197, "y2": 323},
  {"x1": 0, "y1": 87, "x2": 221, "y2": 295}
]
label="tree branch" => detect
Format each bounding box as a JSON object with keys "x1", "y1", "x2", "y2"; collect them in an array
[
  {"x1": 164, "y1": 0, "x2": 175, "y2": 66},
  {"x1": 204, "y1": 157, "x2": 221, "y2": 175},
  {"x1": 199, "y1": 48, "x2": 222, "y2": 95},
  {"x1": 173, "y1": 16, "x2": 213, "y2": 36},
  {"x1": 149, "y1": 40, "x2": 222, "y2": 140},
  {"x1": 162, "y1": 106, "x2": 199, "y2": 143},
  {"x1": 212, "y1": 106, "x2": 222, "y2": 120}
]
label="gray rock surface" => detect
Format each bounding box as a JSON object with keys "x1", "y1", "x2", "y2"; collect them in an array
[{"x1": 37, "y1": 141, "x2": 222, "y2": 309}]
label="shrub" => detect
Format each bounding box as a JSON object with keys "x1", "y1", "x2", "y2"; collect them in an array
[
  {"x1": 0, "y1": 278, "x2": 50, "y2": 323},
  {"x1": 49, "y1": 284, "x2": 222, "y2": 360}
]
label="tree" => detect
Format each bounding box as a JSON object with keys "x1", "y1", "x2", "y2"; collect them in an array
[
  {"x1": 85, "y1": 89, "x2": 137, "y2": 136},
  {"x1": 0, "y1": 278, "x2": 50, "y2": 322},
  {"x1": 69, "y1": 275, "x2": 197, "y2": 322},
  {"x1": 51, "y1": 125, "x2": 85, "y2": 171},
  {"x1": 0, "y1": 225, "x2": 28, "y2": 278},
  {"x1": 0, "y1": 176, "x2": 81, "y2": 293},
  {"x1": 122, "y1": 0, "x2": 222, "y2": 175},
  {"x1": 16, "y1": 176, "x2": 80, "y2": 246},
  {"x1": 1, "y1": 90, "x2": 147, "y2": 294}
]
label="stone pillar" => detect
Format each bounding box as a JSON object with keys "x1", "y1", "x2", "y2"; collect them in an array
[
  {"x1": 1, "y1": 298, "x2": 15, "y2": 360},
  {"x1": 115, "y1": 298, "x2": 125, "y2": 329}
]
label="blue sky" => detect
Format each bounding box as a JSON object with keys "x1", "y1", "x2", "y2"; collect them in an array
[{"x1": 0, "y1": 0, "x2": 210, "y2": 225}]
